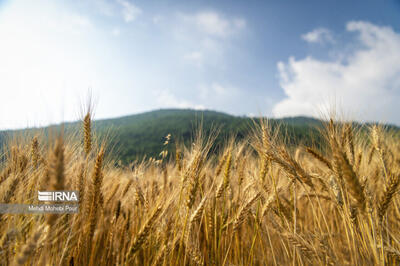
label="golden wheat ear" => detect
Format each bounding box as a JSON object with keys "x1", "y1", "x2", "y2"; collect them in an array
[
  {"x1": 378, "y1": 174, "x2": 400, "y2": 221},
  {"x1": 83, "y1": 112, "x2": 92, "y2": 156}
]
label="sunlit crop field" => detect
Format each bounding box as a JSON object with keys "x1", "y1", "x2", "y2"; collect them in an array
[{"x1": 0, "y1": 111, "x2": 399, "y2": 265}]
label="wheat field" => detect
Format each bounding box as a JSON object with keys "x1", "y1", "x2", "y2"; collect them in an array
[{"x1": 0, "y1": 111, "x2": 399, "y2": 266}]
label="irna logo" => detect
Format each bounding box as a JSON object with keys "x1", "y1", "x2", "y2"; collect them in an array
[{"x1": 38, "y1": 191, "x2": 79, "y2": 202}]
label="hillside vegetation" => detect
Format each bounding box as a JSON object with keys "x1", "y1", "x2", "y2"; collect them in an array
[
  {"x1": 0, "y1": 109, "x2": 330, "y2": 163},
  {"x1": 0, "y1": 109, "x2": 399, "y2": 265}
]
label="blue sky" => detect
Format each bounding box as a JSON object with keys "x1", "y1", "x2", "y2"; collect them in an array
[{"x1": 0, "y1": 0, "x2": 400, "y2": 129}]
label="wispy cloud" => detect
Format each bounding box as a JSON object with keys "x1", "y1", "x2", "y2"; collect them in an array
[
  {"x1": 180, "y1": 11, "x2": 246, "y2": 38},
  {"x1": 274, "y1": 21, "x2": 400, "y2": 124},
  {"x1": 183, "y1": 51, "x2": 203, "y2": 66},
  {"x1": 154, "y1": 89, "x2": 206, "y2": 110},
  {"x1": 112, "y1": 27, "x2": 121, "y2": 36},
  {"x1": 89, "y1": 0, "x2": 115, "y2": 17},
  {"x1": 69, "y1": 14, "x2": 93, "y2": 30},
  {"x1": 152, "y1": 15, "x2": 163, "y2": 25},
  {"x1": 116, "y1": 0, "x2": 142, "y2": 22},
  {"x1": 301, "y1": 27, "x2": 333, "y2": 44},
  {"x1": 174, "y1": 11, "x2": 246, "y2": 69},
  {"x1": 199, "y1": 82, "x2": 236, "y2": 100}
]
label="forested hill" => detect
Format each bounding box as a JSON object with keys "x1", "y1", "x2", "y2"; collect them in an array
[
  {"x1": 91, "y1": 109, "x2": 325, "y2": 163},
  {"x1": 0, "y1": 109, "x2": 398, "y2": 163}
]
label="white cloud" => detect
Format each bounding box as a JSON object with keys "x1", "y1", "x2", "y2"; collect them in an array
[
  {"x1": 199, "y1": 83, "x2": 235, "y2": 100},
  {"x1": 116, "y1": 0, "x2": 142, "y2": 22},
  {"x1": 45, "y1": 12, "x2": 94, "y2": 35},
  {"x1": 174, "y1": 11, "x2": 245, "y2": 69},
  {"x1": 152, "y1": 15, "x2": 163, "y2": 25},
  {"x1": 301, "y1": 27, "x2": 333, "y2": 44},
  {"x1": 274, "y1": 21, "x2": 400, "y2": 124},
  {"x1": 211, "y1": 83, "x2": 229, "y2": 95},
  {"x1": 112, "y1": 27, "x2": 121, "y2": 36},
  {"x1": 154, "y1": 89, "x2": 206, "y2": 110},
  {"x1": 69, "y1": 14, "x2": 92, "y2": 29},
  {"x1": 181, "y1": 11, "x2": 246, "y2": 38},
  {"x1": 90, "y1": 0, "x2": 116, "y2": 17},
  {"x1": 184, "y1": 51, "x2": 203, "y2": 66}
]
